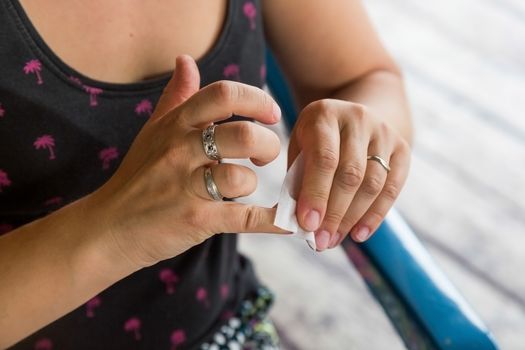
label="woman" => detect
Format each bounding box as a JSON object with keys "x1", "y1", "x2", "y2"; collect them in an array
[{"x1": 0, "y1": 0, "x2": 412, "y2": 348}]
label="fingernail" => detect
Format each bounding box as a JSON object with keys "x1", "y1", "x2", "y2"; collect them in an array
[
  {"x1": 315, "y1": 230, "x2": 331, "y2": 251},
  {"x1": 329, "y1": 232, "x2": 341, "y2": 248},
  {"x1": 354, "y1": 226, "x2": 371, "y2": 242},
  {"x1": 272, "y1": 103, "x2": 282, "y2": 121},
  {"x1": 304, "y1": 210, "x2": 320, "y2": 231}
]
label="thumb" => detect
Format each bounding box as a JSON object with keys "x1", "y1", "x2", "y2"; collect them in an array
[
  {"x1": 218, "y1": 203, "x2": 289, "y2": 234},
  {"x1": 152, "y1": 54, "x2": 200, "y2": 120}
]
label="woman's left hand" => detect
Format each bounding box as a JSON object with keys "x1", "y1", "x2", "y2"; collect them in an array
[{"x1": 288, "y1": 98, "x2": 411, "y2": 251}]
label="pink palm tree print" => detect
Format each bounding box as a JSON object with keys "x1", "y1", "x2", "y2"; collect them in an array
[
  {"x1": 220, "y1": 283, "x2": 229, "y2": 300},
  {"x1": 85, "y1": 296, "x2": 101, "y2": 318},
  {"x1": 83, "y1": 85, "x2": 103, "y2": 106},
  {"x1": 34, "y1": 337, "x2": 53, "y2": 350},
  {"x1": 196, "y1": 287, "x2": 210, "y2": 308},
  {"x1": 23, "y1": 59, "x2": 44, "y2": 85},
  {"x1": 99, "y1": 147, "x2": 119, "y2": 170},
  {"x1": 33, "y1": 134, "x2": 56, "y2": 160},
  {"x1": 170, "y1": 329, "x2": 186, "y2": 350},
  {"x1": 0, "y1": 223, "x2": 14, "y2": 235},
  {"x1": 44, "y1": 196, "x2": 63, "y2": 206},
  {"x1": 159, "y1": 268, "x2": 179, "y2": 295},
  {"x1": 0, "y1": 169, "x2": 12, "y2": 192},
  {"x1": 124, "y1": 317, "x2": 142, "y2": 341},
  {"x1": 243, "y1": 2, "x2": 257, "y2": 30},
  {"x1": 0, "y1": 103, "x2": 5, "y2": 118},
  {"x1": 135, "y1": 99, "x2": 153, "y2": 116},
  {"x1": 223, "y1": 64, "x2": 240, "y2": 81}
]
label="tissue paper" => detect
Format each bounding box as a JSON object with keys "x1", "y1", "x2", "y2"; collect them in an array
[{"x1": 273, "y1": 152, "x2": 317, "y2": 250}]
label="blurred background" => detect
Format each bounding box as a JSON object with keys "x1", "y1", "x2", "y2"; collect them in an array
[{"x1": 236, "y1": 0, "x2": 525, "y2": 348}]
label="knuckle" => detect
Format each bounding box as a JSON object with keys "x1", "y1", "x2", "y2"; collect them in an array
[
  {"x1": 398, "y1": 138, "x2": 411, "y2": 155},
  {"x1": 313, "y1": 98, "x2": 332, "y2": 112},
  {"x1": 303, "y1": 99, "x2": 332, "y2": 116},
  {"x1": 323, "y1": 211, "x2": 344, "y2": 226},
  {"x1": 337, "y1": 163, "x2": 363, "y2": 191},
  {"x1": 184, "y1": 206, "x2": 205, "y2": 229},
  {"x1": 348, "y1": 103, "x2": 367, "y2": 123},
  {"x1": 314, "y1": 147, "x2": 338, "y2": 174},
  {"x1": 382, "y1": 181, "x2": 400, "y2": 201},
  {"x1": 361, "y1": 175, "x2": 384, "y2": 196},
  {"x1": 303, "y1": 100, "x2": 320, "y2": 114},
  {"x1": 302, "y1": 118, "x2": 332, "y2": 143},
  {"x1": 378, "y1": 121, "x2": 391, "y2": 137},
  {"x1": 366, "y1": 210, "x2": 385, "y2": 228},
  {"x1": 296, "y1": 101, "x2": 333, "y2": 138},
  {"x1": 213, "y1": 80, "x2": 238, "y2": 106},
  {"x1": 304, "y1": 188, "x2": 330, "y2": 204},
  {"x1": 350, "y1": 103, "x2": 367, "y2": 118},
  {"x1": 242, "y1": 206, "x2": 261, "y2": 231},
  {"x1": 236, "y1": 122, "x2": 256, "y2": 149}
]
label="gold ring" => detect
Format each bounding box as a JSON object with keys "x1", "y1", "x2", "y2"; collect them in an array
[{"x1": 367, "y1": 155, "x2": 391, "y2": 172}]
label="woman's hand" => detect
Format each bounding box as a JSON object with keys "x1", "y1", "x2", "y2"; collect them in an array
[
  {"x1": 288, "y1": 98, "x2": 411, "y2": 251},
  {"x1": 84, "y1": 55, "x2": 285, "y2": 271}
]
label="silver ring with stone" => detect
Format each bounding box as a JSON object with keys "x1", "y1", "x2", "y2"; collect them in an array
[{"x1": 202, "y1": 124, "x2": 222, "y2": 161}]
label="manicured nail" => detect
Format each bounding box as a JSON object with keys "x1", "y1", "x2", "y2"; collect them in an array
[
  {"x1": 329, "y1": 232, "x2": 341, "y2": 248},
  {"x1": 354, "y1": 226, "x2": 371, "y2": 242},
  {"x1": 315, "y1": 230, "x2": 331, "y2": 251},
  {"x1": 272, "y1": 103, "x2": 282, "y2": 121},
  {"x1": 304, "y1": 210, "x2": 320, "y2": 231}
]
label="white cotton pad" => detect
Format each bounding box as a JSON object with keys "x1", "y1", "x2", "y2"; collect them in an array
[{"x1": 273, "y1": 152, "x2": 317, "y2": 251}]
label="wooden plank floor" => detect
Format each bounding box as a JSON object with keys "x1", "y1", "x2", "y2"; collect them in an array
[{"x1": 238, "y1": 0, "x2": 525, "y2": 348}]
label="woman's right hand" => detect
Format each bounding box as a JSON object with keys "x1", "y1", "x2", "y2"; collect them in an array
[{"x1": 84, "y1": 55, "x2": 286, "y2": 271}]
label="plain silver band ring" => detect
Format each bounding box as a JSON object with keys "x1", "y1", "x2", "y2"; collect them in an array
[
  {"x1": 204, "y1": 167, "x2": 223, "y2": 201},
  {"x1": 367, "y1": 155, "x2": 391, "y2": 172},
  {"x1": 202, "y1": 124, "x2": 222, "y2": 161}
]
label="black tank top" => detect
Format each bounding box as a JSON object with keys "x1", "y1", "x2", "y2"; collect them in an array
[{"x1": 0, "y1": 0, "x2": 268, "y2": 349}]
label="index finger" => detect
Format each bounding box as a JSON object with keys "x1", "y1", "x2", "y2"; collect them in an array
[
  {"x1": 217, "y1": 202, "x2": 290, "y2": 234},
  {"x1": 178, "y1": 80, "x2": 281, "y2": 127},
  {"x1": 296, "y1": 118, "x2": 340, "y2": 232}
]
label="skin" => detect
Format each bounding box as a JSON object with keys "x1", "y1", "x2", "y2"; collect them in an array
[
  {"x1": 0, "y1": 0, "x2": 412, "y2": 346},
  {"x1": 263, "y1": 0, "x2": 412, "y2": 249}
]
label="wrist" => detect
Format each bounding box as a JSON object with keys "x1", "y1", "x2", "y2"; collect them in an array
[
  {"x1": 0, "y1": 193, "x2": 142, "y2": 346},
  {"x1": 57, "y1": 194, "x2": 142, "y2": 291}
]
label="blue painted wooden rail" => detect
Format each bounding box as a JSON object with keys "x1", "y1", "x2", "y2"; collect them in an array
[{"x1": 265, "y1": 50, "x2": 499, "y2": 350}]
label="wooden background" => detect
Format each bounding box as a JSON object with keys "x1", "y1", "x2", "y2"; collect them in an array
[{"x1": 236, "y1": 0, "x2": 525, "y2": 348}]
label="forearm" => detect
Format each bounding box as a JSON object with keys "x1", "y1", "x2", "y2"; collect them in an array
[
  {"x1": 264, "y1": 0, "x2": 413, "y2": 146},
  {"x1": 327, "y1": 69, "x2": 413, "y2": 146},
  {"x1": 0, "y1": 195, "x2": 138, "y2": 348}
]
